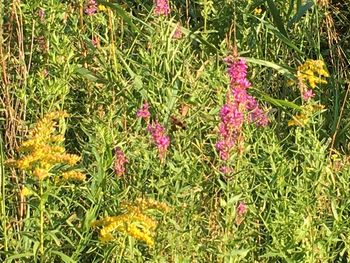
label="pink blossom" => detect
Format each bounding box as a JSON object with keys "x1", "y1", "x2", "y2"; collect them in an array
[
  {"x1": 154, "y1": 0, "x2": 170, "y2": 16},
  {"x1": 137, "y1": 103, "x2": 151, "y2": 119},
  {"x1": 173, "y1": 23, "x2": 183, "y2": 39},
  {"x1": 302, "y1": 89, "x2": 315, "y2": 101},
  {"x1": 114, "y1": 147, "x2": 128, "y2": 177},
  {"x1": 215, "y1": 138, "x2": 235, "y2": 161},
  {"x1": 85, "y1": 0, "x2": 97, "y2": 15},
  {"x1": 219, "y1": 166, "x2": 233, "y2": 174},
  {"x1": 226, "y1": 58, "x2": 251, "y2": 88},
  {"x1": 38, "y1": 8, "x2": 45, "y2": 23},
  {"x1": 215, "y1": 57, "x2": 269, "y2": 160},
  {"x1": 220, "y1": 103, "x2": 244, "y2": 131},
  {"x1": 237, "y1": 201, "x2": 247, "y2": 216},
  {"x1": 91, "y1": 36, "x2": 99, "y2": 47},
  {"x1": 147, "y1": 121, "x2": 170, "y2": 161}
]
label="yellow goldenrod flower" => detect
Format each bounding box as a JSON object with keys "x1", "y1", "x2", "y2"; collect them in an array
[
  {"x1": 288, "y1": 113, "x2": 309, "y2": 127},
  {"x1": 288, "y1": 103, "x2": 325, "y2": 127},
  {"x1": 21, "y1": 186, "x2": 33, "y2": 197},
  {"x1": 254, "y1": 7, "x2": 262, "y2": 15},
  {"x1": 297, "y1": 59, "x2": 329, "y2": 88},
  {"x1": 62, "y1": 171, "x2": 86, "y2": 181},
  {"x1": 92, "y1": 198, "x2": 170, "y2": 247},
  {"x1": 33, "y1": 168, "x2": 50, "y2": 180},
  {"x1": 134, "y1": 198, "x2": 171, "y2": 213},
  {"x1": 6, "y1": 111, "x2": 83, "y2": 182},
  {"x1": 98, "y1": 4, "x2": 107, "y2": 12}
]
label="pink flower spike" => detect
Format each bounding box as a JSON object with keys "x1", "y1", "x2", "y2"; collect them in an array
[
  {"x1": 154, "y1": 0, "x2": 170, "y2": 16},
  {"x1": 237, "y1": 201, "x2": 247, "y2": 216},
  {"x1": 38, "y1": 8, "x2": 45, "y2": 23},
  {"x1": 147, "y1": 121, "x2": 170, "y2": 161},
  {"x1": 137, "y1": 103, "x2": 151, "y2": 119},
  {"x1": 85, "y1": 0, "x2": 97, "y2": 15},
  {"x1": 172, "y1": 23, "x2": 183, "y2": 39},
  {"x1": 219, "y1": 166, "x2": 233, "y2": 174},
  {"x1": 302, "y1": 89, "x2": 315, "y2": 101},
  {"x1": 114, "y1": 147, "x2": 128, "y2": 177}
]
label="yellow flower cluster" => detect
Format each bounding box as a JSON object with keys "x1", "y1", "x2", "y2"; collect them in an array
[
  {"x1": 288, "y1": 104, "x2": 325, "y2": 127},
  {"x1": 7, "y1": 111, "x2": 84, "y2": 181},
  {"x1": 297, "y1": 60, "x2": 329, "y2": 88},
  {"x1": 254, "y1": 7, "x2": 262, "y2": 15},
  {"x1": 92, "y1": 198, "x2": 170, "y2": 247},
  {"x1": 62, "y1": 171, "x2": 86, "y2": 181}
]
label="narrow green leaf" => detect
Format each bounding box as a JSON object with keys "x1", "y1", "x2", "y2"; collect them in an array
[
  {"x1": 243, "y1": 57, "x2": 295, "y2": 78},
  {"x1": 286, "y1": 0, "x2": 296, "y2": 19},
  {"x1": 51, "y1": 251, "x2": 77, "y2": 263},
  {"x1": 97, "y1": 1, "x2": 139, "y2": 33},
  {"x1": 75, "y1": 67, "x2": 98, "y2": 82},
  {"x1": 5, "y1": 252, "x2": 33, "y2": 262},
  {"x1": 253, "y1": 89, "x2": 301, "y2": 110},
  {"x1": 288, "y1": 1, "x2": 314, "y2": 27},
  {"x1": 248, "y1": 16, "x2": 302, "y2": 54},
  {"x1": 266, "y1": 0, "x2": 288, "y2": 37}
]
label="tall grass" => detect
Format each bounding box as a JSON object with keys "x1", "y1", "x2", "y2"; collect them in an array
[{"x1": 1, "y1": 0, "x2": 350, "y2": 262}]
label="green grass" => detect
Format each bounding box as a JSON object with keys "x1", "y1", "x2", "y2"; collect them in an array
[{"x1": 1, "y1": 0, "x2": 350, "y2": 262}]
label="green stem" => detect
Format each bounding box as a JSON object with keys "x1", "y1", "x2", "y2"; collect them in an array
[
  {"x1": 39, "y1": 181, "x2": 44, "y2": 260},
  {"x1": 0, "y1": 136, "x2": 8, "y2": 252}
]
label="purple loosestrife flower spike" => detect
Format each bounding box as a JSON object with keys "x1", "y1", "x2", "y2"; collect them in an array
[
  {"x1": 114, "y1": 147, "x2": 128, "y2": 177},
  {"x1": 154, "y1": 0, "x2": 170, "y2": 16},
  {"x1": 172, "y1": 23, "x2": 183, "y2": 39},
  {"x1": 38, "y1": 8, "x2": 45, "y2": 23},
  {"x1": 137, "y1": 103, "x2": 151, "y2": 119},
  {"x1": 147, "y1": 121, "x2": 170, "y2": 161},
  {"x1": 302, "y1": 89, "x2": 315, "y2": 101},
  {"x1": 85, "y1": 0, "x2": 97, "y2": 15},
  {"x1": 216, "y1": 57, "x2": 269, "y2": 161},
  {"x1": 237, "y1": 201, "x2": 247, "y2": 216}
]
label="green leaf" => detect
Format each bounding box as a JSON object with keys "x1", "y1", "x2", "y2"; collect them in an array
[
  {"x1": 266, "y1": 0, "x2": 288, "y2": 37},
  {"x1": 243, "y1": 57, "x2": 295, "y2": 78},
  {"x1": 253, "y1": 89, "x2": 301, "y2": 110},
  {"x1": 51, "y1": 251, "x2": 77, "y2": 263},
  {"x1": 251, "y1": 17, "x2": 302, "y2": 54},
  {"x1": 75, "y1": 67, "x2": 98, "y2": 82},
  {"x1": 288, "y1": 1, "x2": 314, "y2": 27},
  {"x1": 4, "y1": 252, "x2": 33, "y2": 262},
  {"x1": 97, "y1": 1, "x2": 139, "y2": 33}
]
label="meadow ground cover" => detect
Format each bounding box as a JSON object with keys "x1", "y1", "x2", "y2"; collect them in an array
[{"x1": 1, "y1": 0, "x2": 350, "y2": 262}]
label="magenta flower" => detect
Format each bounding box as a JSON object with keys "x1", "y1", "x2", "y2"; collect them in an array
[
  {"x1": 85, "y1": 0, "x2": 97, "y2": 15},
  {"x1": 226, "y1": 58, "x2": 251, "y2": 89},
  {"x1": 215, "y1": 137, "x2": 235, "y2": 161},
  {"x1": 219, "y1": 166, "x2": 233, "y2": 174},
  {"x1": 172, "y1": 23, "x2": 183, "y2": 39},
  {"x1": 114, "y1": 147, "x2": 128, "y2": 177},
  {"x1": 215, "y1": 57, "x2": 268, "y2": 161},
  {"x1": 237, "y1": 201, "x2": 247, "y2": 216},
  {"x1": 147, "y1": 121, "x2": 170, "y2": 161},
  {"x1": 302, "y1": 89, "x2": 315, "y2": 101},
  {"x1": 137, "y1": 103, "x2": 151, "y2": 119},
  {"x1": 154, "y1": 0, "x2": 170, "y2": 16},
  {"x1": 38, "y1": 8, "x2": 45, "y2": 23},
  {"x1": 220, "y1": 103, "x2": 244, "y2": 131}
]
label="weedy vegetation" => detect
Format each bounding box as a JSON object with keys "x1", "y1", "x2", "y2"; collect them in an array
[{"x1": 1, "y1": 0, "x2": 350, "y2": 262}]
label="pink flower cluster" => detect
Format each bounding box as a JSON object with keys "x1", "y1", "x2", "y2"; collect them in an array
[
  {"x1": 114, "y1": 147, "x2": 128, "y2": 177},
  {"x1": 147, "y1": 122, "x2": 170, "y2": 161},
  {"x1": 136, "y1": 103, "x2": 151, "y2": 119},
  {"x1": 237, "y1": 201, "x2": 247, "y2": 216},
  {"x1": 85, "y1": 0, "x2": 97, "y2": 15},
  {"x1": 302, "y1": 89, "x2": 315, "y2": 101},
  {"x1": 216, "y1": 57, "x2": 268, "y2": 162},
  {"x1": 154, "y1": 0, "x2": 170, "y2": 16},
  {"x1": 137, "y1": 103, "x2": 170, "y2": 162}
]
